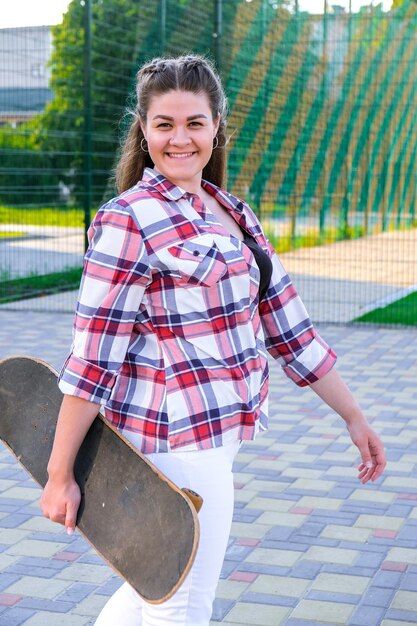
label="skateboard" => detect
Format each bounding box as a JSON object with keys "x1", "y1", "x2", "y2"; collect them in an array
[{"x1": 0, "y1": 356, "x2": 202, "y2": 604}]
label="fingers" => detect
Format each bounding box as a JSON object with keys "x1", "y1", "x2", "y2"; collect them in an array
[
  {"x1": 65, "y1": 501, "x2": 78, "y2": 536},
  {"x1": 357, "y1": 443, "x2": 386, "y2": 484},
  {"x1": 42, "y1": 502, "x2": 77, "y2": 534},
  {"x1": 357, "y1": 462, "x2": 374, "y2": 484},
  {"x1": 40, "y1": 479, "x2": 80, "y2": 534}
]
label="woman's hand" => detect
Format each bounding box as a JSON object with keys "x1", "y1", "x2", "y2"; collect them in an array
[
  {"x1": 41, "y1": 475, "x2": 81, "y2": 535},
  {"x1": 309, "y1": 367, "x2": 386, "y2": 483},
  {"x1": 40, "y1": 394, "x2": 100, "y2": 535},
  {"x1": 345, "y1": 418, "x2": 386, "y2": 484}
]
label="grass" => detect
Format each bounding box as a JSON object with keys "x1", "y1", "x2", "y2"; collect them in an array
[
  {"x1": 263, "y1": 224, "x2": 364, "y2": 253},
  {"x1": 0, "y1": 231, "x2": 26, "y2": 238},
  {"x1": 354, "y1": 291, "x2": 417, "y2": 326},
  {"x1": 0, "y1": 206, "x2": 86, "y2": 228},
  {"x1": 0, "y1": 267, "x2": 83, "y2": 304}
]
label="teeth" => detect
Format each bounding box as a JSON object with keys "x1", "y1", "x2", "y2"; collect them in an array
[{"x1": 167, "y1": 153, "x2": 194, "y2": 158}]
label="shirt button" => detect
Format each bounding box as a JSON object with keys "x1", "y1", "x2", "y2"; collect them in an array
[{"x1": 193, "y1": 250, "x2": 200, "y2": 256}]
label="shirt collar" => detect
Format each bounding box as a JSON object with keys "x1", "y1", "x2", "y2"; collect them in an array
[
  {"x1": 142, "y1": 168, "x2": 189, "y2": 202},
  {"x1": 142, "y1": 167, "x2": 246, "y2": 216}
]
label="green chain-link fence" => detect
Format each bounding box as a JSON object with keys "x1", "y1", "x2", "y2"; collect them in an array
[{"x1": 0, "y1": 0, "x2": 416, "y2": 324}]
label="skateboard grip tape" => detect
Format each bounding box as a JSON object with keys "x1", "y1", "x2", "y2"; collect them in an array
[{"x1": 182, "y1": 488, "x2": 203, "y2": 513}]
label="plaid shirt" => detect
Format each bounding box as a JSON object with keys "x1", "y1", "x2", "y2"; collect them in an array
[{"x1": 59, "y1": 168, "x2": 336, "y2": 453}]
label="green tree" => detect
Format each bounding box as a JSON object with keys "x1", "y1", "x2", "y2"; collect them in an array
[
  {"x1": 35, "y1": 0, "x2": 158, "y2": 208},
  {"x1": 0, "y1": 122, "x2": 58, "y2": 207}
]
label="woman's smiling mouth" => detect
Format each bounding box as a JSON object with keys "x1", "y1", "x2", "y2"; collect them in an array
[{"x1": 166, "y1": 152, "x2": 196, "y2": 158}]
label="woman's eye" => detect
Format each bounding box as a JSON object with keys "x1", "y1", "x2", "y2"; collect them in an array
[
  {"x1": 189, "y1": 121, "x2": 202, "y2": 127},
  {"x1": 156, "y1": 123, "x2": 171, "y2": 128}
]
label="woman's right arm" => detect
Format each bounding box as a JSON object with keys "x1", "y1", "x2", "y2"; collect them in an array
[{"x1": 40, "y1": 394, "x2": 100, "y2": 535}]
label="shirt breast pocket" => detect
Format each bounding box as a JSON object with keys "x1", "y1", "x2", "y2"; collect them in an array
[{"x1": 168, "y1": 237, "x2": 227, "y2": 288}]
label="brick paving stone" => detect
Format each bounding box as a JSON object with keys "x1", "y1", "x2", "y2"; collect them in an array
[
  {"x1": 387, "y1": 547, "x2": 417, "y2": 565},
  {"x1": 5, "y1": 576, "x2": 71, "y2": 599},
  {"x1": 238, "y1": 562, "x2": 290, "y2": 577},
  {"x1": 78, "y1": 553, "x2": 107, "y2": 565},
  {"x1": 0, "y1": 607, "x2": 37, "y2": 625},
  {"x1": 219, "y1": 560, "x2": 237, "y2": 579},
  {"x1": 385, "y1": 609, "x2": 417, "y2": 623},
  {"x1": 310, "y1": 572, "x2": 370, "y2": 594},
  {"x1": 320, "y1": 564, "x2": 376, "y2": 578},
  {"x1": 390, "y1": 589, "x2": 417, "y2": 611},
  {"x1": 339, "y1": 541, "x2": 392, "y2": 554},
  {"x1": 4, "y1": 562, "x2": 65, "y2": 579},
  {"x1": 0, "y1": 593, "x2": 22, "y2": 607},
  {"x1": 7, "y1": 539, "x2": 68, "y2": 558},
  {"x1": 349, "y1": 605, "x2": 386, "y2": 626},
  {"x1": 17, "y1": 597, "x2": 72, "y2": 612},
  {"x1": 372, "y1": 571, "x2": 404, "y2": 588},
  {"x1": 211, "y1": 598, "x2": 235, "y2": 621},
  {"x1": 56, "y1": 563, "x2": 113, "y2": 584},
  {"x1": 321, "y1": 525, "x2": 371, "y2": 543},
  {"x1": 362, "y1": 586, "x2": 395, "y2": 608},
  {"x1": 0, "y1": 574, "x2": 20, "y2": 592},
  {"x1": 250, "y1": 574, "x2": 310, "y2": 598},
  {"x1": 0, "y1": 529, "x2": 31, "y2": 545},
  {"x1": 54, "y1": 551, "x2": 82, "y2": 562},
  {"x1": 304, "y1": 546, "x2": 360, "y2": 565},
  {"x1": 289, "y1": 560, "x2": 323, "y2": 579},
  {"x1": 242, "y1": 591, "x2": 297, "y2": 607},
  {"x1": 355, "y1": 553, "x2": 385, "y2": 569},
  {"x1": 306, "y1": 590, "x2": 361, "y2": 603},
  {"x1": 70, "y1": 593, "x2": 108, "y2": 617},
  {"x1": 223, "y1": 602, "x2": 290, "y2": 625},
  {"x1": 289, "y1": 599, "x2": 355, "y2": 623},
  {"x1": 246, "y1": 548, "x2": 302, "y2": 568},
  {"x1": 58, "y1": 582, "x2": 99, "y2": 603},
  {"x1": 94, "y1": 577, "x2": 123, "y2": 597},
  {"x1": 216, "y1": 579, "x2": 250, "y2": 600},
  {"x1": 399, "y1": 572, "x2": 417, "y2": 591},
  {"x1": 10, "y1": 556, "x2": 69, "y2": 571},
  {"x1": 0, "y1": 514, "x2": 32, "y2": 528}
]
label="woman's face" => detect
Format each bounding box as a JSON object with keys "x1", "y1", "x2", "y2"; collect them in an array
[{"x1": 141, "y1": 90, "x2": 220, "y2": 193}]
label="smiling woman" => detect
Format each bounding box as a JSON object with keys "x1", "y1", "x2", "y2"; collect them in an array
[{"x1": 40, "y1": 54, "x2": 386, "y2": 626}]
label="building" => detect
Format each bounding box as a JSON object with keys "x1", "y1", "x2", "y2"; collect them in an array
[{"x1": 0, "y1": 25, "x2": 53, "y2": 126}]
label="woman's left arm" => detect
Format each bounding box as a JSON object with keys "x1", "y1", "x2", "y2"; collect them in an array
[{"x1": 309, "y1": 367, "x2": 386, "y2": 484}]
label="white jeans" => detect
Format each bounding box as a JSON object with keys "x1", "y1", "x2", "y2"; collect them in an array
[{"x1": 95, "y1": 440, "x2": 240, "y2": 626}]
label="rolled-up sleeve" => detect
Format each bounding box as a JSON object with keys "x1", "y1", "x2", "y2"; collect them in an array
[
  {"x1": 58, "y1": 200, "x2": 151, "y2": 403},
  {"x1": 259, "y1": 243, "x2": 337, "y2": 387}
]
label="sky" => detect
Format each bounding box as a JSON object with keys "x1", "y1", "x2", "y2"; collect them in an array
[
  {"x1": 0, "y1": 0, "x2": 391, "y2": 29},
  {"x1": 0, "y1": 0, "x2": 72, "y2": 28}
]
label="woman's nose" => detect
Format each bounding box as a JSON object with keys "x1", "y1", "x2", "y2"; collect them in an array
[{"x1": 169, "y1": 128, "x2": 191, "y2": 146}]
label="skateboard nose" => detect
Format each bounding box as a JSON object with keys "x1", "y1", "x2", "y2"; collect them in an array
[{"x1": 182, "y1": 488, "x2": 203, "y2": 513}]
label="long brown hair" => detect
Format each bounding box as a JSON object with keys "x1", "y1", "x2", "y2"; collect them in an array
[{"x1": 116, "y1": 55, "x2": 228, "y2": 193}]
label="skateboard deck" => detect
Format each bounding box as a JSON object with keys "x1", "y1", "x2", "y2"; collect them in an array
[{"x1": 0, "y1": 356, "x2": 202, "y2": 604}]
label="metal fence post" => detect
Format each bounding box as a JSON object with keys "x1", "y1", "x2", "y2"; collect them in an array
[
  {"x1": 160, "y1": 0, "x2": 166, "y2": 55},
  {"x1": 214, "y1": 0, "x2": 222, "y2": 72},
  {"x1": 83, "y1": 0, "x2": 93, "y2": 252}
]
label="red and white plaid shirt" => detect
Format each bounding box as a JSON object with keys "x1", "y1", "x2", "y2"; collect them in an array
[{"x1": 59, "y1": 168, "x2": 336, "y2": 453}]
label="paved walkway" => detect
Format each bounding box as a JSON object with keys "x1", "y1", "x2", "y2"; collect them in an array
[{"x1": 0, "y1": 311, "x2": 417, "y2": 625}]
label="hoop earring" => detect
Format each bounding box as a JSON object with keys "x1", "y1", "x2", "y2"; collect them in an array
[
  {"x1": 140, "y1": 138, "x2": 149, "y2": 153},
  {"x1": 213, "y1": 136, "x2": 219, "y2": 150}
]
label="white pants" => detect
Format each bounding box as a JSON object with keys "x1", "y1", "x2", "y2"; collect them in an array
[{"x1": 95, "y1": 440, "x2": 240, "y2": 626}]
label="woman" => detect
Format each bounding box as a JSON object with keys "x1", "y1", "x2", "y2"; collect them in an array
[{"x1": 41, "y1": 55, "x2": 386, "y2": 626}]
